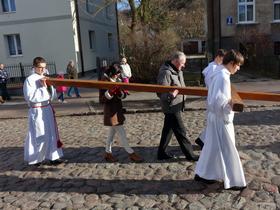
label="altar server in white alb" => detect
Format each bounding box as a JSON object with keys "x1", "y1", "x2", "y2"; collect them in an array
[
  {"x1": 23, "y1": 57, "x2": 63, "y2": 165},
  {"x1": 195, "y1": 50, "x2": 246, "y2": 190},
  {"x1": 195, "y1": 49, "x2": 226, "y2": 149}
]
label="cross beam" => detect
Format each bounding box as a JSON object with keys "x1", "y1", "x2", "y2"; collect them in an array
[{"x1": 46, "y1": 78, "x2": 280, "y2": 112}]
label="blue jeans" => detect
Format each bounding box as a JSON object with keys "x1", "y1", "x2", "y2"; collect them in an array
[
  {"x1": 67, "y1": 87, "x2": 80, "y2": 97},
  {"x1": 58, "y1": 92, "x2": 64, "y2": 101}
]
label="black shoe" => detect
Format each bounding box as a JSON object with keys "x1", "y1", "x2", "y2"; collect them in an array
[
  {"x1": 195, "y1": 138, "x2": 204, "y2": 149},
  {"x1": 194, "y1": 174, "x2": 217, "y2": 184},
  {"x1": 227, "y1": 186, "x2": 247, "y2": 191},
  {"x1": 49, "y1": 159, "x2": 66, "y2": 165},
  {"x1": 186, "y1": 154, "x2": 199, "y2": 161},
  {"x1": 33, "y1": 162, "x2": 42, "y2": 167},
  {"x1": 157, "y1": 153, "x2": 177, "y2": 160}
]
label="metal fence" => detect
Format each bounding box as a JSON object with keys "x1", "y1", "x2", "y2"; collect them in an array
[
  {"x1": 243, "y1": 55, "x2": 280, "y2": 79},
  {"x1": 6, "y1": 62, "x2": 56, "y2": 88}
]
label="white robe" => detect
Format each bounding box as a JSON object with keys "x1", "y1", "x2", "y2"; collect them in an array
[
  {"x1": 195, "y1": 66, "x2": 246, "y2": 189},
  {"x1": 199, "y1": 61, "x2": 220, "y2": 142},
  {"x1": 23, "y1": 73, "x2": 63, "y2": 165}
]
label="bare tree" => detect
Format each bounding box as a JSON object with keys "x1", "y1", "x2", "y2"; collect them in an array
[{"x1": 118, "y1": 0, "x2": 205, "y2": 82}]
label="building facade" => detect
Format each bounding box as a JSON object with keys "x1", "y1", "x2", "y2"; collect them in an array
[
  {"x1": 0, "y1": 0, "x2": 119, "y2": 76},
  {"x1": 207, "y1": 0, "x2": 280, "y2": 77},
  {"x1": 212, "y1": 0, "x2": 280, "y2": 57}
]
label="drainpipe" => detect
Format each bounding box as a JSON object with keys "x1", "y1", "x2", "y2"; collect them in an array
[
  {"x1": 74, "y1": 0, "x2": 85, "y2": 76},
  {"x1": 115, "y1": 2, "x2": 121, "y2": 59},
  {"x1": 206, "y1": 0, "x2": 214, "y2": 61},
  {"x1": 218, "y1": 0, "x2": 221, "y2": 49}
]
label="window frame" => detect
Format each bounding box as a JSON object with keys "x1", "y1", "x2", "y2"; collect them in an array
[
  {"x1": 237, "y1": 0, "x2": 255, "y2": 23},
  {"x1": 1, "y1": 0, "x2": 16, "y2": 13},
  {"x1": 89, "y1": 30, "x2": 96, "y2": 51},
  {"x1": 86, "y1": 0, "x2": 94, "y2": 14},
  {"x1": 274, "y1": 41, "x2": 280, "y2": 55},
  {"x1": 274, "y1": 0, "x2": 280, "y2": 22},
  {"x1": 107, "y1": 33, "x2": 113, "y2": 51},
  {"x1": 105, "y1": 5, "x2": 113, "y2": 19},
  {"x1": 5, "y1": 34, "x2": 23, "y2": 57}
]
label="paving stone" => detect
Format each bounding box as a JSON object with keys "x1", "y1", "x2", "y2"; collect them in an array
[
  {"x1": 263, "y1": 183, "x2": 279, "y2": 193},
  {"x1": 271, "y1": 176, "x2": 280, "y2": 186},
  {"x1": 240, "y1": 188, "x2": 255, "y2": 198},
  {"x1": 173, "y1": 200, "x2": 188, "y2": 209},
  {"x1": 39, "y1": 202, "x2": 52, "y2": 208},
  {"x1": 199, "y1": 196, "x2": 213, "y2": 209},
  {"x1": 188, "y1": 202, "x2": 207, "y2": 210},
  {"x1": 252, "y1": 191, "x2": 274, "y2": 202},
  {"x1": 256, "y1": 202, "x2": 277, "y2": 210},
  {"x1": 136, "y1": 198, "x2": 157, "y2": 208},
  {"x1": 20, "y1": 201, "x2": 40, "y2": 210},
  {"x1": 0, "y1": 107, "x2": 279, "y2": 209},
  {"x1": 248, "y1": 179, "x2": 262, "y2": 191},
  {"x1": 232, "y1": 196, "x2": 247, "y2": 209}
]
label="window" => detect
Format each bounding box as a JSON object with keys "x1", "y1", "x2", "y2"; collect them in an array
[
  {"x1": 108, "y1": 33, "x2": 113, "y2": 51},
  {"x1": 274, "y1": 0, "x2": 280, "y2": 21},
  {"x1": 89, "y1": 30, "x2": 96, "y2": 50},
  {"x1": 5, "y1": 34, "x2": 22, "y2": 56},
  {"x1": 238, "y1": 0, "x2": 255, "y2": 23},
  {"x1": 274, "y1": 41, "x2": 280, "y2": 55},
  {"x1": 1, "y1": 0, "x2": 16, "y2": 12},
  {"x1": 86, "y1": 0, "x2": 95, "y2": 14},
  {"x1": 106, "y1": 5, "x2": 113, "y2": 19}
]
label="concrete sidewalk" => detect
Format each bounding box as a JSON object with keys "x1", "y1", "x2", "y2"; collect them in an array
[{"x1": 0, "y1": 74, "x2": 279, "y2": 119}]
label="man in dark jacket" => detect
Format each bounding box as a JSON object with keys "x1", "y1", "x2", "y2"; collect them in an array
[
  {"x1": 157, "y1": 51, "x2": 198, "y2": 161},
  {"x1": 0, "y1": 63, "x2": 10, "y2": 103}
]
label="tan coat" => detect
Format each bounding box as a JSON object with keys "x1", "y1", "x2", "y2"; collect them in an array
[
  {"x1": 99, "y1": 76, "x2": 125, "y2": 126},
  {"x1": 66, "y1": 65, "x2": 78, "y2": 79}
]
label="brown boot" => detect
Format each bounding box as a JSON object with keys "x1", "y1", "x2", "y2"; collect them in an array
[
  {"x1": 0, "y1": 96, "x2": 4, "y2": 104},
  {"x1": 129, "y1": 152, "x2": 143, "y2": 163},
  {"x1": 104, "y1": 152, "x2": 118, "y2": 162}
]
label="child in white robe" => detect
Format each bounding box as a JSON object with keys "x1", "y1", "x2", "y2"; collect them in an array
[
  {"x1": 195, "y1": 50, "x2": 246, "y2": 190},
  {"x1": 23, "y1": 57, "x2": 63, "y2": 165},
  {"x1": 195, "y1": 49, "x2": 226, "y2": 149}
]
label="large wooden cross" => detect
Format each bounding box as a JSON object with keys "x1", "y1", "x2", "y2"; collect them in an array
[{"x1": 46, "y1": 78, "x2": 280, "y2": 112}]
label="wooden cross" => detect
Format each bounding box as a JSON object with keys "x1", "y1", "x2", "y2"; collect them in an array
[{"x1": 46, "y1": 78, "x2": 280, "y2": 112}]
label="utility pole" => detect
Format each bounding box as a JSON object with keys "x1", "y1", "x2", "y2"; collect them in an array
[
  {"x1": 206, "y1": 0, "x2": 214, "y2": 61},
  {"x1": 206, "y1": 0, "x2": 221, "y2": 61},
  {"x1": 74, "y1": 0, "x2": 85, "y2": 76}
]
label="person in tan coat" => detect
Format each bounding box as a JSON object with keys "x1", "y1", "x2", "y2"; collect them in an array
[
  {"x1": 66, "y1": 60, "x2": 81, "y2": 98},
  {"x1": 99, "y1": 64, "x2": 143, "y2": 163}
]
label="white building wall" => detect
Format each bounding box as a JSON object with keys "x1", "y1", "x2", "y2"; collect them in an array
[
  {"x1": 78, "y1": 1, "x2": 119, "y2": 71},
  {"x1": 0, "y1": 0, "x2": 76, "y2": 74},
  {"x1": 0, "y1": 0, "x2": 119, "y2": 76}
]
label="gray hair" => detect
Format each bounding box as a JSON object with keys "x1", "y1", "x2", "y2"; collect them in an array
[{"x1": 170, "y1": 51, "x2": 186, "y2": 61}]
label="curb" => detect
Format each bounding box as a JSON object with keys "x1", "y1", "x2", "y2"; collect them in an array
[{"x1": 2, "y1": 104, "x2": 279, "y2": 120}]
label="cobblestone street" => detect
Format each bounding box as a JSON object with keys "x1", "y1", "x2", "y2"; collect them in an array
[{"x1": 0, "y1": 105, "x2": 280, "y2": 209}]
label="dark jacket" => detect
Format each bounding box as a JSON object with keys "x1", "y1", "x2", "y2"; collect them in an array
[
  {"x1": 99, "y1": 74, "x2": 126, "y2": 126},
  {"x1": 0, "y1": 69, "x2": 8, "y2": 84},
  {"x1": 157, "y1": 61, "x2": 185, "y2": 113}
]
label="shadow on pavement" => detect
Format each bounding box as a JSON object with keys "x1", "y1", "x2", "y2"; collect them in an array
[
  {"x1": 0, "y1": 174, "x2": 225, "y2": 194},
  {"x1": 234, "y1": 109, "x2": 280, "y2": 125},
  {"x1": 0, "y1": 146, "x2": 201, "y2": 173},
  {"x1": 238, "y1": 141, "x2": 280, "y2": 155},
  {"x1": 1, "y1": 142, "x2": 279, "y2": 172}
]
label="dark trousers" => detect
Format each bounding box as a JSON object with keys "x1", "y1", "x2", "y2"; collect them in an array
[
  {"x1": 158, "y1": 112, "x2": 195, "y2": 159},
  {"x1": 0, "y1": 83, "x2": 10, "y2": 100}
]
